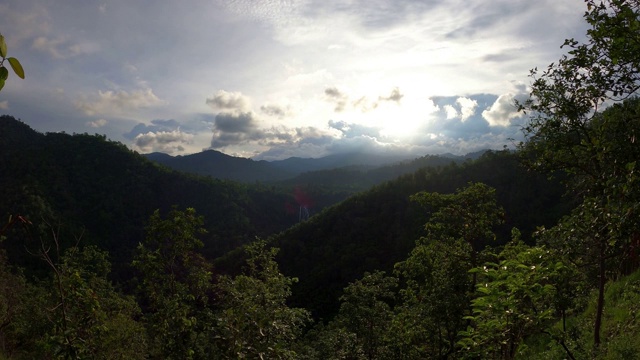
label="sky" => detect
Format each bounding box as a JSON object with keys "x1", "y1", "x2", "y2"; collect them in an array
[{"x1": 0, "y1": 0, "x2": 589, "y2": 160}]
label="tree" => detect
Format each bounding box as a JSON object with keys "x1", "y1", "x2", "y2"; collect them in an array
[
  {"x1": 335, "y1": 270, "x2": 397, "y2": 359},
  {"x1": 391, "y1": 183, "x2": 505, "y2": 358},
  {"x1": 518, "y1": 0, "x2": 640, "y2": 347},
  {"x1": 392, "y1": 238, "x2": 473, "y2": 358},
  {"x1": 214, "y1": 240, "x2": 310, "y2": 359},
  {"x1": 409, "y1": 182, "x2": 504, "y2": 290},
  {"x1": 40, "y1": 245, "x2": 147, "y2": 359},
  {"x1": 133, "y1": 207, "x2": 214, "y2": 359},
  {"x1": 460, "y1": 230, "x2": 580, "y2": 360},
  {"x1": 0, "y1": 33, "x2": 25, "y2": 92}
]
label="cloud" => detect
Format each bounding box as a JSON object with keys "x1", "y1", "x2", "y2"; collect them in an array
[
  {"x1": 124, "y1": 119, "x2": 183, "y2": 140},
  {"x1": 76, "y1": 88, "x2": 165, "y2": 116},
  {"x1": 86, "y1": 118, "x2": 107, "y2": 128},
  {"x1": 206, "y1": 90, "x2": 251, "y2": 112},
  {"x1": 328, "y1": 120, "x2": 382, "y2": 138},
  {"x1": 260, "y1": 104, "x2": 287, "y2": 117},
  {"x1": 133, "y1": 130, "x2": 194, "y2": 154},
  {"x1": 378, "y1": 87, "x2": 403, "y2": 103},
  {"x1": 456, "y1": 97, "x2": 478, "y2": 122},
  {"x1": 482, "y1": 94, "x2": 521, "y2": 127},
  {"x1": 0, "y1": 101, "x2": 9, "y2": 110},
  {"x1": 32, "y1": 36, "x2": 99, "y2": 59},
  {"x1": 324, "y1": 87, "x2": 348, "y2": 112},
  {"x1": 325, "y1": 86, "x2": 405, "y2": 113},
  {"x1": 443, "y1": 105, "x2": 458, "y2": 119},
  {"x1": 429, "y1": 94, "x2": 494, "y2": 139},
  {"x1": 482, "y1": 84, "x2": 528, "y2": 127},
  {"x1": 433, "y1": 96, "x2": 481, "y2": 123},
  {"x1": 210, "y1": 112, "x2": 262, "y2": 148}
]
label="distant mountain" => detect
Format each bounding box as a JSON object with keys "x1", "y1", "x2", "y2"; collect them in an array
[
  {"x1": 143, "y1": 150, "x2": 295, "y2": 182},
  {"x1": 268, "y1": 152, "x2": 414, "y2": 174},
  {"x1": 144, "y1": 149, "x2": 489, "y2": 186},
  {"x1": 273, "y1": 154, "x2": 461, "y2": 193},
  {"x1": 143, "y1": 150, "x2": 416, "y2": 183}
]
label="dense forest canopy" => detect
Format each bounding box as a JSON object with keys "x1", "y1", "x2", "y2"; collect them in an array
[{"x1": 1, "y1": 0, "x2": 640, "y2": 358}]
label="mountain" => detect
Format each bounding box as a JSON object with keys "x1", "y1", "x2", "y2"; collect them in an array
[
  {"x1": 143, "y1": 150, "x2": 417, "y2": 183},
  {"x1": 258, "y1": 150, "x2": 572, "y2": 319},
  {"x1": 144, "y1": 147, "x2": 485, "y2": 188},
  {"x1": 0, "y1": 116, "x2": 300, "y2": 278},
  {"x1": 268, "y1": 152, "x2": 415, "y2": 174},
  {"x1": 274, "y1": 154, "x2": 463, "y2": 193},
  {"x1": 143, "y1": 150, "x2": 295, "y2": 182}
]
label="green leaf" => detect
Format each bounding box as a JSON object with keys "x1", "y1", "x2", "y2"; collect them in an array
[
  {"x1": 7, "y1": 57, "x2": 24, "y2": 79},
  {"x1": 0, "y1": 78, "x2": 5, "y2": 92},
  {"x1": 0, "y1": 66, "x2": 8, "y2": 81},
  {"x1": 0, "y1": 34, "x2": 6, "y2": 58}
]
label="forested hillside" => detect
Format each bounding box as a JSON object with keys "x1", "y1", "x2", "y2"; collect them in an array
[
  {"x1": 269, "y1": 150, "x2": 570, "y2": 319},
  {"x1": 0, "y1": 116, "x2": 300, "y2": 276}
]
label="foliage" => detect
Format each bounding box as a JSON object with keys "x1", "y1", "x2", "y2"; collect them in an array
[
  {"x1": 0, "y1": 33, "x2": 25, "y2": 92},
  {"x1": 410, "y1": 182, "x2": 504, "y2": 250},
  {"x1": 392, "y1": 238, "x2": 473, "y2": 359},
  {"x1": 273, "y1": 152, "x2": 568, "y2": 320},
  {"x1": 388, "y1": 183, "x2": 504, "y2": 358},
  {"x1": 41, "y1": 245, "x2": 147, "y2": 359},
  {"x1": 460, "y1": 231, "x2": 580, "y2": 359},
  {"x1": 520, "y1": 268, "x2": 640, "y2": 359},
  {"x1": 133, "y1": 207, "x2": 213, "y2": 359},
  {"x1": 518, "y1": 0, "x2": 640, "y2": 346},
  {"x1": 334, "y1": 271, "x2": 397, "y2": 360},
  {"x1": 0, "y1": 230, "x2": 147, "y2": 359},
  {"x1": 214, "y1": 239, "x2": 310, "y2": 359}
]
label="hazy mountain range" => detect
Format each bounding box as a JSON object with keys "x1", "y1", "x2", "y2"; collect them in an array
[{"x1": 143, "y1": 149, "x2": 488, "y2": 183}]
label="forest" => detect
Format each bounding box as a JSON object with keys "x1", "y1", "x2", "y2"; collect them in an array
[{"x1": 1, "y1": 0, "x2": 640, "y2": 358}]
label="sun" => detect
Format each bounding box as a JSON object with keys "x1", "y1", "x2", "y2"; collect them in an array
[{"x1": 366, "y1": 93, "x2": 437, "y2": 141}]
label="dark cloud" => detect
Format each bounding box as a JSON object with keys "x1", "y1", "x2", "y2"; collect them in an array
[
  {"x1": 482, "y1": 51, "x2": 519, "y2": 63},
  {"x1": 133, "y1": 130, "x2": 193, "y2": 154},
  {"x1": 325, "y1": 87, "x2": 344, "y2": 98},
  {"x1": 378, "y1": 87, "x2": 403, "y2": 103},
  {"x1": 260, "y1": 104, "x2": 287, "y2": 117},
  {"x1": 206, "y1": 90, "x2": 250, "y2": 112},
  {"x1": 210, "y1": 112, "x2": 263, "y2": 148},
  {"x1": 325, "y1": 86, "x2": 404, "y2": 113},
  {"x1": 214, "y1": 112, "x2": 257, "y2": 133},
  {"x1": 325, "y1": 87, "x2": 348, "y2": 112}
]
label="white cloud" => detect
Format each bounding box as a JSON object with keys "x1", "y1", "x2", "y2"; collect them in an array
[
  {"x1": 457, "y1": 97, "x2": 478, "y2": 122},
  {"x1": 0, "y1": 101, "x2": 9, "y2": 110},
  {"x1": 86, "y1": 118, "x2": 107, "y2": 128},
  {"x1": 482, "y1": 86, "x2": 528, "y2": 127},
  {"x1": 444, "y1": 105, "x2": 458, "y2": 119},
  {"x1": 76, "y1": 88, "x2": 165, "y2": 116},
  {"x1": 32, "y1": 36, "x2": 99, "y2": 59}
]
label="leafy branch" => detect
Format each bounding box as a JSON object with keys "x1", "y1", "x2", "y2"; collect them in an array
[{"x1": 0, "y1": 33, "x2": 25, "y2": 92}]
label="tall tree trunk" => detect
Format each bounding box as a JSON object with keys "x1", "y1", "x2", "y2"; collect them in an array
[{"x1": 594, "y1": 239, "x2": 606, "y2": 347}]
